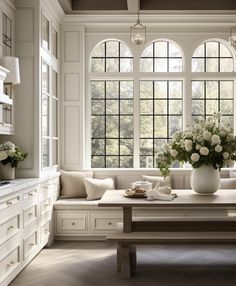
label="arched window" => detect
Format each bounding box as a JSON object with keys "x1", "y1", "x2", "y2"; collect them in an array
[
  {"x1": 192, "y1": 41, "x2": 234, "y2": 126},
  {"x1": 140, "y1": 40, "x2": 183, "y2": 72},
  {"x1": 91, "y1": 40, "x2": 133, "y2": 72},
  {"x1": 139, "y1": 40, "x2": 184, "y2": 167},
  {"x1": 192, "y1": 41, "x2": 233, "y2": 72},
  {"x1": 90, "y1": 40, "x2": 134, "y2": 168}
]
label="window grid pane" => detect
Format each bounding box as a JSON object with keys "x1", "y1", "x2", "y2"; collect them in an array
[
  {"x1": 140, "y1": 41, "x2": 183, "y2": 72},
  {"x1": 91, "y1": 41, "x2": 133, "y2": 72},
  {"x1": 140, "y1": 80, "x2": 183, "y2": 168},
  {"x1": 91, "y1": 80, "x2": 134, "y2": 168},
  {"x1": 192, "y1": 80, "x2": 234, "y2": 123},
  {"x1": 192, "y1": 42, "x2": 233, "y2": 72}
]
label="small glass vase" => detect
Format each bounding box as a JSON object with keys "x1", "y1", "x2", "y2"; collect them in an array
[
  {"x1": 0, "y1": 163, "x2": 15, "y2": 180},
  {"x1": 190, "y1": 165, "x2": 220, "y2": 195}
]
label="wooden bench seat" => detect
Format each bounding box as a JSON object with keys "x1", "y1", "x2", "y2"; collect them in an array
[{"x1": 107, "y1": 231, "x2": 236, "y2": 279}]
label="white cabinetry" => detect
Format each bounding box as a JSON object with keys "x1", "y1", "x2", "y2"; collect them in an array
[{"x1": 0, "y1": 175, "x2": 59, "y2": 286}]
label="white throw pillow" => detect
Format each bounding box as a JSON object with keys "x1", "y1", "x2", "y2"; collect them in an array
[
  {"x1": 220, "y1": 178, "x2": 236, "y2": 189},
  {"x1": 60, "y1": 170, "x2": 93, "y2": 198},
  {"x1": 142, "y1": 175, "x2": 171, "y2": 189},
  {"x1": 84, "y1": 177, "x2": 115, "y2": 200}
]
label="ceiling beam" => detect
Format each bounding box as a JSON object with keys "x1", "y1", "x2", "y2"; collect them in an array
[
  {"x1": 58, "y1": 0, "x2": 72, "y2": 13},
  {"x1": 127, "y1": 0, "x2": 139, "y2": 12}
]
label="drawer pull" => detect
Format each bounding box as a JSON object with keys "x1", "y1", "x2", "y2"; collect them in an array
[
  {"x1": 44, "y1": 229, "x2": 49, "y2": 233},
  {"x1": 7, "y1": 201, "x2": 13, "y2": 206},
  {"x1": 6, "y1": 261, "x2": 15, "y2": 268},
  {"x1": 108, "y1": 222, "x2": 112, "y2": 225},
  {"x1": 7, "y1": 225, "x2": 14, "y2": 231},
  {"x1": 72, "y1": 222, "x2": 76, "y2": 226},
  {"x1": 28, "y1": 193, "x2": 34, "y2": 197},
  {"x1": 28, "y1": 212, "x2": 33, "y2": 216},
  {"x1": 44, "y1": 186, "x2": 49, "y2": 190},
  {"x1": 29, "y1": 243, "x2": 35, "y2": 247},
  {"x1": 44, "y1": 204, "x2": 49, "y2": 207}
]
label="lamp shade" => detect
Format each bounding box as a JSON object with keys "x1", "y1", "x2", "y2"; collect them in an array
[{"x1": 2, "y1": 56, "x2": 20, "y2": 85}]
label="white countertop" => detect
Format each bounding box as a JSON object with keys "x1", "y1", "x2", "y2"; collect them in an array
[{"x1": 0, "y1": 173, "x2": 60, "y2": 198}]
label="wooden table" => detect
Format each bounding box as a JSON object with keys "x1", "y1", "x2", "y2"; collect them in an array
[{"x1": 99, "y1": 189, "x2": 236, "y2": 278}]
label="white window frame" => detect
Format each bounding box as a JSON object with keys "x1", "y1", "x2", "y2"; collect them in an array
[{"x1": 86, "y1": 36, "x2": 236, "y2": 170}]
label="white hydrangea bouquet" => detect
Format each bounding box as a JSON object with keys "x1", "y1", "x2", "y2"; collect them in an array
[
  {"x1": 0, "y1": 141, "x2": 27, "y2": 168},
  {"x1": 157, "y1": 113, "x2": 236, "y2": 177}
]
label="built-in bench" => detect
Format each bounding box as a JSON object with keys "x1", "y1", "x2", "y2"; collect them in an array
[{"x1": 53, "y1": 169, "x2": 236, "y2": 240}]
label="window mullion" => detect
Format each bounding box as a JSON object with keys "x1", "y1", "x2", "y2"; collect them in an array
[{"x1": 133, "y1": 77, "x2": 140, "y2": 168}]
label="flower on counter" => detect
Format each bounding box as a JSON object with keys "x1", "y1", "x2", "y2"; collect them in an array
[
  {"x1": 157, "y1": 113, "x2": 236, "y2": 177},
  {"x1": 0, "y1": 141, "x2": 27, "y2": 168}
]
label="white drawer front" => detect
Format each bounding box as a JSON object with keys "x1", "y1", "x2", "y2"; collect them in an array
[
  {"x1": 0, "y1": 247, "x2": 20, "y2": 282},
  {"x1": 23, "y1": 187, "x2": 38, "y2": 201},
  {"x1": 23, "y1": 231, "x2": 38, "y2": 259},
  {"x1": 39, "y1": 184, "x2": 51, "y2": 201},
  {"x1": 91, "y1": 212, "x2": 122, "y2": 233},
  {"x1": 40, "y1": 221, "x2": 50, "y2": 242},
  {"x1": 56, "y1": 212, "x2": 88, "y2": 234},
  {"x1": 40, "y1": 198, "x2": 51, "y2": 217},
  {"x1": 0, "y1": 196, "x2": 20, "y2": 213},
  {"x1": 0, "y1": 215, "x2": 20, "y2": 245},
  {"x1": 23, "y1": 205, "x2": 37, "y2": 228}
]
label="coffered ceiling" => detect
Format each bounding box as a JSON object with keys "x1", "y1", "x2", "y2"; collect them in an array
[{"x1": 58, "y1": 0, "x2": 236, "y2": 14}]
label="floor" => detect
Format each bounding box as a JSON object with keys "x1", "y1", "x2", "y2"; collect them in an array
[{"x1": 10, "y1": 241, "x2": 236, "y2": 286}]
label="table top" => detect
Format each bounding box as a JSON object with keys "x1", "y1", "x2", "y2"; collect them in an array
[{"x1": 98, "y1": 189, "x2": 236, "y2": 208}]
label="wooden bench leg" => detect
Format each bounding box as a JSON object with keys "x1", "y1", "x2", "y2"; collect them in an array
[
  {"x1": 119, "y1": 244, "x2": 131, "y2": 279},
  {"x1": 130, "y1": 245, "x2": 136, "y2": 273},
  {"x1": 117, "y1": 244, "x2": 122, "y2": 272}
]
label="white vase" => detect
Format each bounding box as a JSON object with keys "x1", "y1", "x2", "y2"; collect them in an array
[
  {"x1": 190, "y1": 165, "x2": 220, "y2": 195},
  {"x1": 0, "y1": 163, "x2": 15, "y2": 180}
]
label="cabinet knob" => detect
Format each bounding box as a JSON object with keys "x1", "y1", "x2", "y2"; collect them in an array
[
  {"x1": 72, "y1": 222, "x2": 76, "y2": 226},
  {"x1": 7, "y1": 225, "x2": 14, "y2": 231},
  {"x1": 108, "y1": 222, "x2": 112, "y2": 225},
  {"x1": 6, "y1": 261, "x2": 15, "y2": 268}
]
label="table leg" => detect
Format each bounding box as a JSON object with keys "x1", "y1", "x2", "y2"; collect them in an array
[
  {"x1": 119, "y1": 244, "x2": 131, "y2": 279},
  {"x1": 123, "y1": 207, "x2": 132, "y2": 233},
  {"x1": 117, "y1": 244, "x2": 136, "y2": 274}
]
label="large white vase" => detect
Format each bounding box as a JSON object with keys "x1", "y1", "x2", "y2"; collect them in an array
[{"x1": 190, "y1": 165, "x2": 220, "y2": 195}]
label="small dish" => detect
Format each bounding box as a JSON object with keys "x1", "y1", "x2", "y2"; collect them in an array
[{"x1": 124, "y1": 189, "x2": 147, "y2": 198}]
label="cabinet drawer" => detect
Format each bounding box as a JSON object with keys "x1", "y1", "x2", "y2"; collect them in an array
[
  {"x1": 23, "y1": 205, "x2": 37, "y2": 228},
  {"x1": 23, "y1": 231, "x2": 38, "y2": 259},
  {"x1": 23, "y1": 187, "x2": 38, "y2": 201},
  {"x1": 91, "y1": 212, "x2": 122, "y2": 233},
  {"x1": 0, "y1": 247, "x2": 20, "y2": 282},
  {"x1": 40, "y1": 198, "x2": 51, "y2": 217},
  {"x1": 0, "y1": 196, "x2": 20, "y2": 213},
  {"x1": 40, "y1": 221, "x2": 50, "y2": 242},
  {"x1": 56, "y1": 212, "x2": 88, "y2": 234},
  {"x1": 0, "y1": 215, "x2": 20, "y2": 245},
  {"x1": 39, "y1": 184, "x2": 51, "y2": 201}
]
